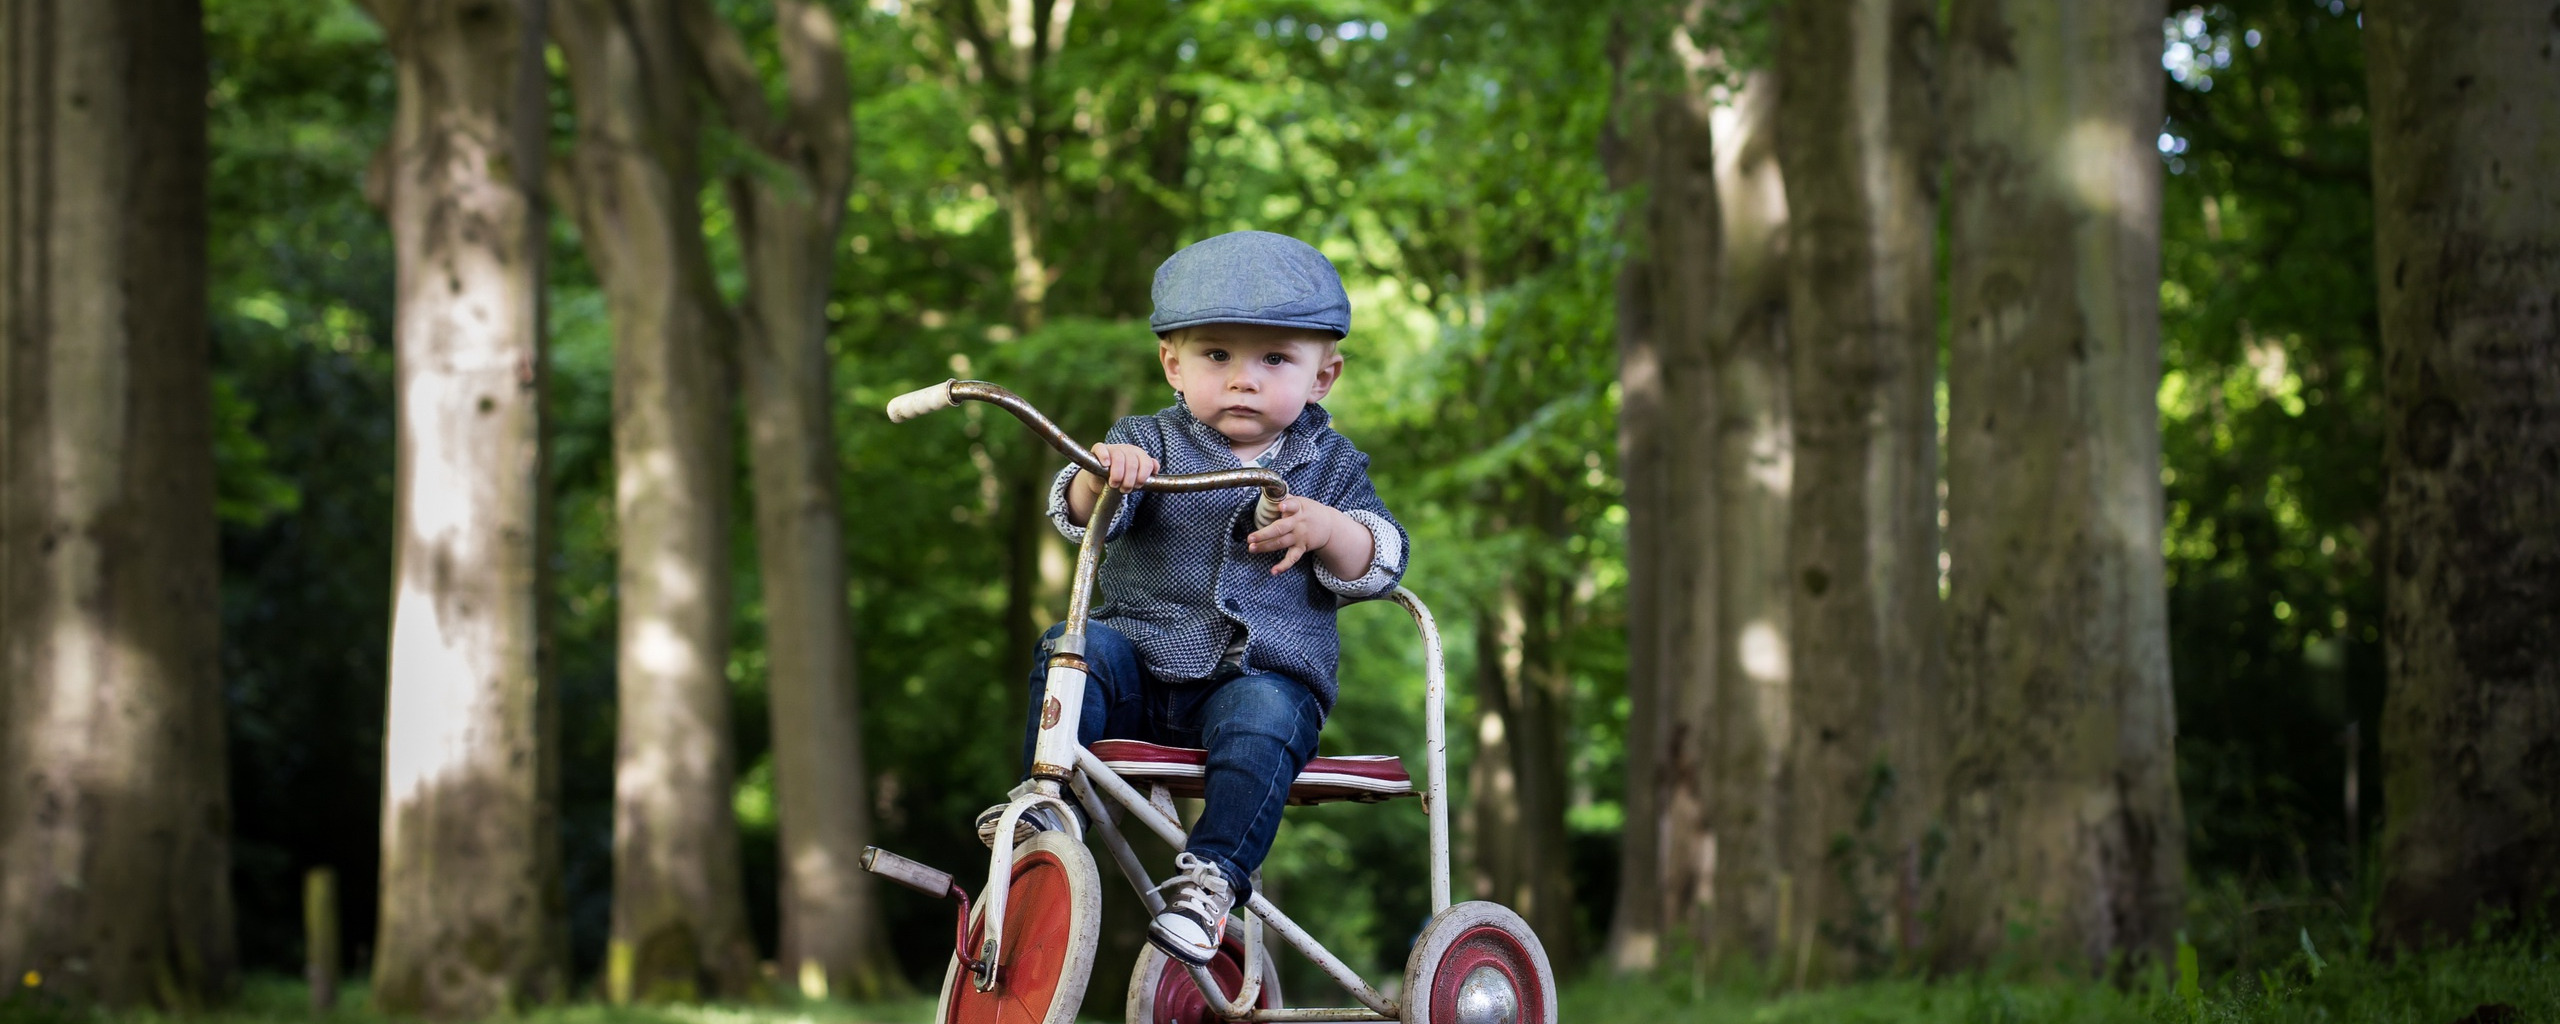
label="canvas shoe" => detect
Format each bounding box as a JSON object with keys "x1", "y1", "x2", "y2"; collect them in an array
[
  {"x1": 974, "y1": 800, "x2": 1084, "y2": 848},
  {"x1": 1146, "y1": 852, "x2": 1235, "y2": 966}
]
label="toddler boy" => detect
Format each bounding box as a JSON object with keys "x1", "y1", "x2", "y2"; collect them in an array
[{"x1": 989, "y1": 230, "x2": 1407, "y2": 967}]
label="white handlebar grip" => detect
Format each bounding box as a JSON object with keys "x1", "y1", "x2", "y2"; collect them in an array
[
  {"x1": 885, "y1": 380, "x2": 957, "y2": 422},
  {"x1": 1256, "y1": 493, "x2": 1284, "y2": 529}
]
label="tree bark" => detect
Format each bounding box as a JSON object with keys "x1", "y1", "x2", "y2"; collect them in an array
[
  {"x1": 1467, "y1": 530, "x2": 1581, "y2": 972},
  {"x1": 1935, "y1": 0, "x2": 2183, "y2": 974},
  {"x1": 2365, "y1": 0, "x2": 2560, "y2": 951},
  {"x1": 1690, "y1": 70, "x2": 1794, "y2": 973},
  {"x1": 1775, "y1": 0, "x2": 1941, "y2": 980},
  {"x1": 553, "y1": 0, "x2": 757, "y2": 1001},
  {"x1": 1601, "y1": 8, "x2": 1726, "y2": 972},
  {"x1": 362, "y1": 0, "x2": 568, "y2": 1016},
  {"x1": 689, "y1": 0, "x2": 905, "y2": 998},
  {"x1": 1602, "y1": 29, "x2": 1797, "y2": 972},
  {"x1": 0, "y1": 0, "x2": 235, "y2": 1006}
]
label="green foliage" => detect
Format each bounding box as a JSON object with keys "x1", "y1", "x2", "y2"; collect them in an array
[
  {"x1": 197, "y1": 0, "x2": 2419, "y2": 1003},
  {"x1": 2158, "y1": 0, "x2": 2383, "y2": 892},
  {"x1": 204, "y1": 0, "x2": 397, "y2": 975}
]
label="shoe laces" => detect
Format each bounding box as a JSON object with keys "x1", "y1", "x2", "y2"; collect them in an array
[{"x1": 1151, "y1": 852, "x2": 1233, "y2": 922}]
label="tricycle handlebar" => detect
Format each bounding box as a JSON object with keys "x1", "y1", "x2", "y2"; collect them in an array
[{"x1": 886, "y1": 379, "x2": 1288, "y2": 526}]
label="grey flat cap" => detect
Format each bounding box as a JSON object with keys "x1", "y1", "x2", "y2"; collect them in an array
[{"x1": 1149, "y1": 231, "x2": 1351, "y2": 338}]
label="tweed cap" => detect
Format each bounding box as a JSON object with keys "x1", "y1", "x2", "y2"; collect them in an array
[{"x1": 1149, "y1": 231, "x2": 1352, "y2": 338}]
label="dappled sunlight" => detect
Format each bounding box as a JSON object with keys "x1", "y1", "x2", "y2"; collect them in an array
[
  {"x1": 1738, "y1": 620, "x2": 1787, "y2": 687},
  {"x1": 2062, "y1": 118, "x2": 2138, "y2": 217},
  {"x1": 384, "y1": 582, "x2": 488, "y2": 806}
]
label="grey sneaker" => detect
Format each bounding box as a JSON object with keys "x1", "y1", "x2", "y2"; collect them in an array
[
  {"x1": 1147, "y1": 852, "x2": 1235, "y2": 966},
  {"x1": 975, "y1": 801, "x2": 1083, "y2": 848}
]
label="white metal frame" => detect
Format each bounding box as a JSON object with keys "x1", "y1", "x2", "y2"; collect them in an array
[
  {"x1": 881, "y1": 385, "x2": 1461, "y2": 1023},
  {"x1": 972, "y1": 490, "x2": 1450, "y2": 1022}
]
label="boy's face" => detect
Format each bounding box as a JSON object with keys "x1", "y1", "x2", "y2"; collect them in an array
[{"x1": 1159, "y1": 323, "x2": 1344, "y2": 449}]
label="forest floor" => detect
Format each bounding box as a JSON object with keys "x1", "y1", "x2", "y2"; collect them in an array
[{"x1": 10, "y1": 937, "x2": 2552, "y2": 1024}]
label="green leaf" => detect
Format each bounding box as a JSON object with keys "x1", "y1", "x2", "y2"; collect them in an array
[
  {"x1": 2299, "y1": 927, "x2": 2327, "y2": 979},
  {"x1": 2175, "y1": 930, "x2": 2203, "y2": 1018}
]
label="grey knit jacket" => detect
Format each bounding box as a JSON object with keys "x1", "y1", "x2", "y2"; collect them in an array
[{"x1": 1047, "y1": 401, "x2": 1407, "y2": 713}]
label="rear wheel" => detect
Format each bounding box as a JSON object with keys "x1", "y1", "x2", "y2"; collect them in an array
[
  {"x1": 935, "y1": 831, "x2": 1102, "y2": 1024},
  {"x1": 1124, "y1": 928, "x2": 1283, "y2": 1024},
  {"x1": 1399, "y1": 902, "x2": 1555, "y2": 1024}
]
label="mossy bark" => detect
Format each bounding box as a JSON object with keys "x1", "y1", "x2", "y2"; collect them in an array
[
  {"x1": 364, "y1": 0, "x2": 568, "y2": 1016},
  {"x1": 554, "y1": 0, "x2": 757, "y2": 1001},
  {"x1": 1600, "y1": 11, "x2": 1720, "y2": 970},
  {"x1": 690, "y1": 0, "x2": 906, "y2": 998},
  {"x1": 1934, "y1": 0, "x2": 2184, "y2": 975},
  {"x1": 2365, "y1": 0, "x2": 2560, "y2": 951},
  {"x1": 1775, "y1": 0, "x2": 1943, "y2": 981},
  {"x1": 0, "y1": 0, "x2": 235, "y2": 1006}
]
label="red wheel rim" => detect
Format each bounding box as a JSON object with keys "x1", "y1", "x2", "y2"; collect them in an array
[
  {"x1": 946, "y1": 850, "x2": 1079, "y2": 1024},
  {"x1": 1146, "y1": 934, "x2": 1276, "y2": 1024},
  {"x1": 1427, "y1": 925, "x2": 1545, "y2": 1024}
]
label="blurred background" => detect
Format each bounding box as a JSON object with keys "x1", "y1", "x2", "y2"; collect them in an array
[{"x1": 5, "y1": 0, "x2": 2552, "y2": 1020}]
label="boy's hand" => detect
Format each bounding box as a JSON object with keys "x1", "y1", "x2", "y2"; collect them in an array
[
  {"x1": 1065, "y1": 442, "x2": 1158, "y2": 527},
  {"x1": 1247, "y1": 497, "x2": 1373, "y2": 578},
  {"x1": 1082, "y1": 442, "x2": 1159, "y2": 495}
]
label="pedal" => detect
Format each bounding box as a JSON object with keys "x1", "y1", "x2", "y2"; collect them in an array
[{"x1": 861, "y1": 846, "x2": 956, "y2": 898}]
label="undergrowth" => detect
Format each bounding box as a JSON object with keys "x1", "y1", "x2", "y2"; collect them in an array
[{"x1": 1561, "y1": 934, "x2": 2557, "y2": 1024}]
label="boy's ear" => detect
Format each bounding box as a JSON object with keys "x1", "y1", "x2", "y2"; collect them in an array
[
  {"x1": 1158, "y1": 338, "x2": 1183, "y2": 390},
  {"x1": 1306, "y1": 345, "x2": 1345, "y2": 402}
]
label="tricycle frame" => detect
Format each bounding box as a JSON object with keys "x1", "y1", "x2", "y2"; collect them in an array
[{"x1": 881, "y1": 379, "x2": 1473, "y2": 1023}]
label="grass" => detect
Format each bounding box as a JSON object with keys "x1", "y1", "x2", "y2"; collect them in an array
[
  {"x1": 0, "y1": 979, "x2": 939, "y2": 1024},
  {"x1": 1559, "y1": 937, "x2": 2559, "y2": 1024},
  {"x1": 4, "y1": 936, "x2": 2550, "y2": 1024}
]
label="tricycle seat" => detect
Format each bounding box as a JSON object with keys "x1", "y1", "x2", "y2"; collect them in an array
[{"x1": 1091, "y1": 738, "x2": 1415, "y2": 805}]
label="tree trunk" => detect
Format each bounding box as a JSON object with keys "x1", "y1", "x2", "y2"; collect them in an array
[
  {"x1": 1467, "y1": 540, "x2": 1581, "y2": 972},
  {"x1": 1690, "y1": 70, "x2": 1793, "y2": 973},
  {"x1": 1600, "y1": 9, "x2": 1719, "y2": 972},
  {"x1": 362, "y1": 0, "x2": 568, "y2": 1015},
  {"x1": 1775, "y1": 0, "x2": 1942, "y2": 980},
  {"x1": 0, "y1": 0, "x2": 234, "y2": 1006},
  {"x1": 690, "y1": 0, "x2": 905, "y2": 999},
  {"x1": 1935, "y1": 0, "x2": 2183, "y2": 974},
  {"x1": 2365, "y1": 0, "x2": 2560, "y2": 951},
  {"x1": 1604, "y1": 37, "x2": 1796, "y2": 973},
  {"x1": 554, "y1": 0, "x2": 757, "y2": 1001}
]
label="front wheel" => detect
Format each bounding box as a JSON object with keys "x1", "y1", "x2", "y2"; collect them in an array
[
  {"x1": 1399, "y1": 902, "x2": 1556, "y2": 1024},
  {"x1": 1125, "y1": 928, "x2": 1283, "y2": 1024},
  {"x1": 935, "y1": 831, "x2": 1102, "y2": 1024}
]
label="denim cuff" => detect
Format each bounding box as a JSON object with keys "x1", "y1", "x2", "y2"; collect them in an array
[{"x1": 1314, "y1": 509, "x2": 1401, "y2": 599}]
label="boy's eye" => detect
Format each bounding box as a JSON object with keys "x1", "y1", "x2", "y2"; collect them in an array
[
  {"x1": 1205, "y1": 349, "x2": 1229, "y2": 362},
  {"x1": 1262, "y1": 352, "x2": 1288, "y2": 366}
]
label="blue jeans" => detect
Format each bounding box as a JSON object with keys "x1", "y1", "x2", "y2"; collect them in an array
[{"x1": 1022, "y1": 622, "x2": 1322, "y2": 904}]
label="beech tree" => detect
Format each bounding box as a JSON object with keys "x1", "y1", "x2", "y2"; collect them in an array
[
  {"x1": 688, "y1": 0, "x2": 904, "y2": 998},
  {"x1": 362, "y1": 0, "x2": 568, "y2": 1016},
  {"x1": 554, "y1": 0, "x2": 756, "y2": 1000},
  {"x1": 2365, "y1": 0, "x2": 2560, "y2": 949},
  {"x1": 1935, "y1": 0, "x2": 2184, "y2": 973},
  {"x1": 1601, "y1": 7, "x2": 1716, "y2": 971},
  {"x1": 0, "y1": 0, "x2": 236, "y2": 1006},
  {"x1": 1774, "y1": 0, "x2": 1941, "y2": 979},
  {"x1": 1603, "y1": 23, "x2": 1794, "y2": 968}
]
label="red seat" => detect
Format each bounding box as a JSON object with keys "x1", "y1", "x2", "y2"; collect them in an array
[{"x1": 1091, "y1": 739, "x2": 1415, "y2": 806}]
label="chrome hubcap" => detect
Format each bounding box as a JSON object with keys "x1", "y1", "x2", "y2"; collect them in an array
[{"x1": 1452, "y1": 964, "x2": 1519, "y2": 1024}]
